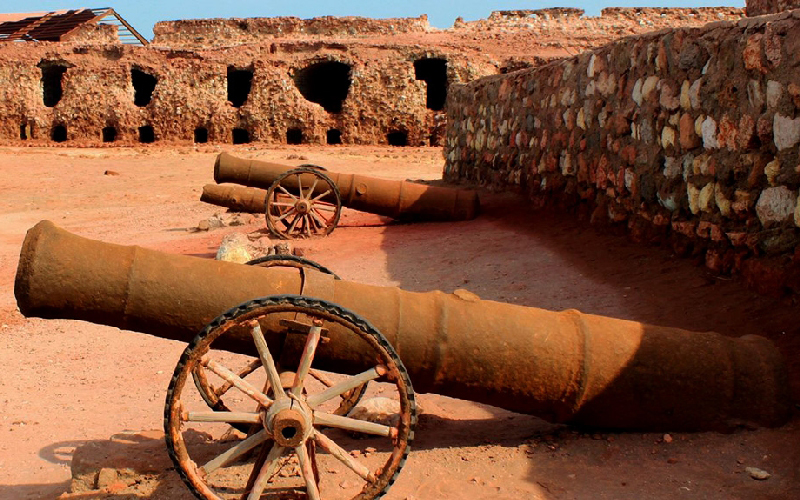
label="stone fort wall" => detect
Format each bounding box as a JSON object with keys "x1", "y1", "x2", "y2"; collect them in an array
[
  {"x1": 445, "y1": 10, "x2": 800, "y2": 296},
  {"x1": 0, "y1": 8, "x2": 743, "y2": 148}
]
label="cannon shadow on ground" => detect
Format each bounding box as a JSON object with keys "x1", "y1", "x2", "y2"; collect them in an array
[{"x1": 364, "y1": 189, "x2": 800, "y2": 499}]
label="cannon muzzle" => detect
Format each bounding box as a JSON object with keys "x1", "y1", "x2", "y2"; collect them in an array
[
  {"x1": 213, "y1": 153, "x2": 480, "y2": 221},
  {"x1": 15, "y1": 221, "x2": 791, "y2": 431},
  {"x1": 201, "y1": 183, "x2": 268, "y2": 214}
]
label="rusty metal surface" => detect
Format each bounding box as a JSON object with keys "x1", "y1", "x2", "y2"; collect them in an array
[
  {"x1": 213, "y1": 152, "x2": 480, "y2": 222},
  {"x1": 201, "y1": 183, "x2": 268, "y2": 213},
  {"x1": 15, "y1": 221, "x2": 792, "y2": 431}
]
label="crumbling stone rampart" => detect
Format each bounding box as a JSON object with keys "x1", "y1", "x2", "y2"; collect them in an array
[
  {"x1": 152, "y1": 15, "x2": 431, "y2": 48},
  {"x1": 445, "y1": 10, "x2": 800, "y2": 296},
  {"x1": 0, "y1": 40, "x2": 494, "y2": 147},
  {"x1": 747, "y1": 0, "x2": 800, "y2": 16}
]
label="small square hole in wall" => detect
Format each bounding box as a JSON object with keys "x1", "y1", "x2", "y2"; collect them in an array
[
  {"x1": 326, "y1": 129, "x2": 342, "y2": 145},
  {"x1": 232, "y1": 128, "x2": 250, "y2": 144},
  {"x1": 194, "y1": 127, "x2": 208, "y2": 143},
  {"x1": 102, "y1": 127, "x2": 117, "y2": 143},
  {"x1": 51, "y1": 125, "x2": 67, "y2": 142},
  {"x1": 138, "y1": 125, "x2": 155, "y2": 143},
  {"x1": 387, "y1": 130, "x2": 408, "y2": 146},
  {"x1": 286, "y1": 128, "x2": 303, "y2": 145}
]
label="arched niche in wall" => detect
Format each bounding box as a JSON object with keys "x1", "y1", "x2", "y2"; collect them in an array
[
  {"x1": 232, "y1": 127, "x2": 251, "y2": 144},
  {"x1": 131, "y1": 68, "x2": 158, "y2": 107},
  {"x1": 51, "y1": 124, "x2": 67, "y2": 142},
  {"x1": 414, "y1": 57, "x2": 448, "y2": 111},
  {"x1": 293, "y1": 61, "x2": 352, "y2": 113},
  {"x1": 194, "y1": 127, "x2": 209, "y2": 143},
  {"x1": 387, "y1": 130, "x2": 408, "y2": 146},
  {"x1": 38, "y1": 60, "x2": 69, "y2": 107},
  {"x1": 102, "y1": 126, "x2": 117, "y2": 142},
  {"x1": 286, "y1": 127, "x2": 304, "y2": 145},
  {"x1": 227, "y1": 66, "x2": 254, "y2": 108}
]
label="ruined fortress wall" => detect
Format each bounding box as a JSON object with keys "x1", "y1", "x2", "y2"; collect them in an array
[
  {"x1": 0, "y1": 41, "x2": 493, "y2": 147},
  {"x1": 153, "y1": 15, "x2": 431, "y2": 48},
  {"x1": 747, "y1": 0, "x2": 800, "y2": 16},
  {"x1": 0, "y1": 10, "x2": 744, "y2": 148},
  {"x1": 445, "y1": 10, "x2": 800, "y2": 296}
]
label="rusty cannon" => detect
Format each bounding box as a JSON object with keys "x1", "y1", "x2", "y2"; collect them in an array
[
  {"x1": 15, "y1": 221, "x2": 791, "y2": 500},
  {"x1": 208, "y1": 152, "x2": 480, "y2": 239}
]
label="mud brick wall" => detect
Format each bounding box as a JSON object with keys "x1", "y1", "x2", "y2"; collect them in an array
[
  {"x1": 747, "y1": 0, "x2": 800, "y2": 16},
  {"x1": 445, "y1": 10, "x2": 800, "y2": 296}
]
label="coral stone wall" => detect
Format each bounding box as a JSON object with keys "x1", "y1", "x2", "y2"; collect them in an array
[
  {"x1": 747, "y1": 0, "x2": 800, "y2": 16},
  {"x1": 0, "y1": 41, "x2": 493, "y2": 147},
  {"x1": 445, "y1": 10, "x2": 800, "y2": 296}
]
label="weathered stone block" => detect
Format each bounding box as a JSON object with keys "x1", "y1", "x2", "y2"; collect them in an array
[
  {"x1": 756, "y1": 186, "x2": 797, "y2": 224},
  {"x1": 774, "y1": 113, "x2": 800, "y2": 150}
]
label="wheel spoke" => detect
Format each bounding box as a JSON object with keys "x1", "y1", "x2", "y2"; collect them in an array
[
  {"x1": 291, "y1": 326, "x2": 323, "y2": 396},
  {"x1": 296, "y1": 444, "x2": 321, "y2": 500},
  {"x1": 247, "y1": 444, "x2": 286, "y2": 500},
  {"x1": 270, "y1": 201, "x2": 296, "y2": 208},
  {"x1": 286, "y1": 214, "x2": 302, "y2": 235},
  {"x1": 306, "y1": 178, "x2": 319, "y2": 199},
  {"x1": 275, "y1": 208, "x2": 297, "y2": 223},
  {"x1": 308, "y1": 210, "x2": 329, "y2": 232},
  {"x1": 310, "y1": 189, "x2": 332, "y2": 203},
  {"x1": 202, "y1": 358, "x2": 272, "y2": 407},
  {"x1": 207, "y1": 358, "x2": 262, "y2": 399},
  {"x1": 313, "y1": 412, "x2": 394, "y2": 438},
  {"x1": 314, "y1": 431, "x2": 376, "y2": 482},
  {"x1": 186, "y1": 411, "x2": 261, "y2": 424},
  {"x1": 313, "y1": 202, "x2": 338, "y2": 212},
  {"x1": 307, "y1": 366, "x2": 385, "y2": 408},
  {"x1": 202, "y1": 429, "x2": 269, "y2": 474},
  {"x1": 304, "y1": 215, "x2": 312, "y2": 236},
  {"x1": 278, "y1": 184, "x2": 298, "y2": 201},
  {"x1": 249, "y1": 322, "x2": 286, "y2": 400}
]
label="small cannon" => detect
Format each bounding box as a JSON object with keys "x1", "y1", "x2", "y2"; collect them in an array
[
  {"x1": 15, "y1": 222, "x2": 791, "y2": 500},
  {"x1": 209, "y1": 153, "x2": 480, "y2": 239}
]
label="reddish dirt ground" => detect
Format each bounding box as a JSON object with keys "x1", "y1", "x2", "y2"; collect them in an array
[{"x1": 0, "y1": 145, "x2": 798, "y2": 499}]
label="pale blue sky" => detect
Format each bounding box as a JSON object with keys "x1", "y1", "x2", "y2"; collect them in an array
[{"x1": 0, "y1": 1, "x2": 745, "y2": 40}]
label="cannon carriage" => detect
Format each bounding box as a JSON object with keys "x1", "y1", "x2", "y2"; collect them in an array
[{"x1": 14, "y1": 221, "x2": 791, "y2": 499}]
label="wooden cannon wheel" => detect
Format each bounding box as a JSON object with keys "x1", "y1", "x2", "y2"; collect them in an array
[
  {"x1": 265, "y1": 167, "x2": 342, "y2": 240},
  {"x1": 191, "y1": 257, "x2": 368, "y2": 420},
  {"x1": 165, "y1": 295, "x2": 417, "y2": 500}
]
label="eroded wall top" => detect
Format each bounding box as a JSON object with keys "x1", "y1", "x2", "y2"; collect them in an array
[{"x1": 747, "y1": 0, "x2": 800, "y2": 16}]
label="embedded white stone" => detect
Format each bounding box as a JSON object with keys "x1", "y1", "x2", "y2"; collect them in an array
[
  {"x1": 587, "y1": 54, "x2": 596, "y2": 78},
  {"x1": 756, "y1": 186, "x2": 797, "y2": 224},
  {"x1": 766, "y1": 80, "x2": 782, "y2": 108},
  {"x1": 632, "y1": 78, "x2": 643, "y2": 106},
  {"x1": 774, "y1": 114, "x2": 800, "y2": 150},
  {"x1": 702, "y1": 117, "x2": 719, "y2": 149}
]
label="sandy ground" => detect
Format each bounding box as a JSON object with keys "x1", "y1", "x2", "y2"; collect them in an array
[{"x1": 0, "y1": 145, "x2": 798, "y2": 500}]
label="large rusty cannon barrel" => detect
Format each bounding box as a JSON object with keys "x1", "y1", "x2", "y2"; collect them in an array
[
  {"x1": 201, "y1": 183, "x2": 268, "y2": 214},
  {"x1": 15, "y1": 221, "x2": 790, "y2": 431},
  {"x1": 213, "y1": 152, "x2": 480, "y2": 221}
]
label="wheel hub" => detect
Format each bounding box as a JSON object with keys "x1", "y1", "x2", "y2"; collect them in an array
[
  {"x1": 264, "y1": 398, "x2": 313, "y2": 447},
  {"x1": 295, "y1": 199, "x2": 311, "y2": 214}
]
